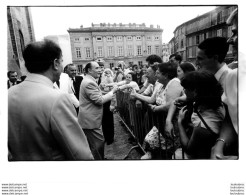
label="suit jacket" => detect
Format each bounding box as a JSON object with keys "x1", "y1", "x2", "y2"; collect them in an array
[
  {"x1": 8, "y1": 73, "x2": 93, "y2": 161},
  {"x1": 73, "y1": 75, "x2": 83, "y2": 100},
  {"x1": 78, "y1": 74, "x2": 113, "y2": 129},
  {"x1": 7, "y1": 80, "x2": 21, "y2": 89}
]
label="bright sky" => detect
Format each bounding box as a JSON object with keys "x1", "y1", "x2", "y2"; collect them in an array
[{"x1": 31, "y1": 6, "x2": 216, "y2": 43}]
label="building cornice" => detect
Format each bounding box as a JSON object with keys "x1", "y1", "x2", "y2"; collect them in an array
[{"x1": 68, "y1": 28, "x2": 163, "y2": 33}]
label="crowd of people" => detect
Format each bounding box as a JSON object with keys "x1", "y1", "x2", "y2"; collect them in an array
[{"x1": 8, "y1": 8, "x2": 238, "y2": 160}]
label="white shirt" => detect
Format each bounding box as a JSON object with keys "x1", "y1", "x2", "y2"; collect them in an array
[
  {"x1": 54, "y1": 73, "x2": 79, "y2": 108},
  {"x1": 215, "y1": 64, "x2": 238, "y2": 133}
]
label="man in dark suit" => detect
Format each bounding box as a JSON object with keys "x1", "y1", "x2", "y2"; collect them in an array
[
  {"x1": 7, "y1": 71, "x2": 21, "y2": 89},
  {"x1": 66, "y1": 64, "x2": 83, "y2": 114}
]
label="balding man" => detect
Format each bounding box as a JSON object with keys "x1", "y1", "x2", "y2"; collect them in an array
[
  {"x1": 78, "y1": 61, "x2": 117, "y2": 160},
  {"x1": 8, "y1": 40, "x2": 93, "y2": 161}
]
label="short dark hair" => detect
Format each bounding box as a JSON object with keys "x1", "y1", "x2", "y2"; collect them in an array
[
  {"x1": 98, "y1": 61, "x2": 104, "y2": 67},
  {"x1": 158, "y1": 62, "x2": 177, "y2": 80},
  {"x1": 7, "y1": 71, "x2": 17, "y2": 78},
  {"x1": 127, "y1": 72, "x2": 135, "y2": 77},
  {"x1": 181, "y1": 70, "x2": 223, "y2": 109},
  {"x1": 179, "y1": 62, "x2": 196, "y2": 74},
  {"x1": 169, "y1": 53, "x2": 182, "y2": 63},
  {"x1": 84, "y1": 62, "x2": 93, "y2": 73},
  {"x1": 146, "y1": 54, "x2": 163, "y2": 65},
  {"x1": 66, "y1": 63, "x2": 77, "y2": 69},
  {"x1": 132, "y1": 64, "x2": 138, "y2": 69},
  {"x1": 198, "y1": 37, "x2": 229, "y2": 63},
  {"x1": 23, "y1": 39, "x2": 62, "y2": 73},
  {"x1": 175, "y1": 54, "x2": 182, "y2": 63}
]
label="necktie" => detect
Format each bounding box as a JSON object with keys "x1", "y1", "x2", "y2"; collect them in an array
[
  {"x1": 56, "y1": 80, "x2": 60, "y2": 88},
  {"x1": 71, "y1": 78, "x2": 75, "y2": 93}
]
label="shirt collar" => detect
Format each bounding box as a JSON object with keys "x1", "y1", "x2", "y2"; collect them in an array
[
  {"x1": 86, "y1": 74, "x2": 97, "y2": 83},
  {"x1": 214, "y1": 63, "x2": 228, "y2": 81},
  {"x1": 25, "y1": 73, "x2": 54, "y2": 88}
]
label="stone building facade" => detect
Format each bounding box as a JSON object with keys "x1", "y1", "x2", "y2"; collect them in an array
[
  {"x1": 169, "y1": 5, "x2": 237, "y2": 64},
  {"x1": 162, "y1": 43, "x2": 170, "y2": 62},
  {"x1": 7, "y1": 7, "x2": 35, "y2": 77},
  {"x1": 44, "y1": 35, "x2": 73, "y2": 68},
  {"x1": 68, "y1": 23, "x2": 163, "y2": 71}
]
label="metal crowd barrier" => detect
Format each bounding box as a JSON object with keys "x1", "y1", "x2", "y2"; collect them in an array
[{"x1": 115, "y1": 90, "x2": 180, "y2": 160}]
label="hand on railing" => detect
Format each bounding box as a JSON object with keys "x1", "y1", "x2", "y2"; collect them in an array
[
  {"x1": 130, "y1": 88, "x2": 137, "y2": 98},
  {"x1": 147, "y1": 104, "x2": 156, "y2": 112}
]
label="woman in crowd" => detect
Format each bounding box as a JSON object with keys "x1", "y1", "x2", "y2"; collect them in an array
[
  {"x1": 139, "y1": 62, "x2": 183, "y2": 159},
  {"x1": 113, "y1": 67, "x2": 125, "y2": 82},
  {"x1": 165, "y1": 62, "x2": 196, "y2": 138},
  {"x1": 177, "y1": 71, "x2": 225, "y2": 159},
  {"x1": 106, "y1": 72, "x2": 139, "y2": 92},
  {"x1": 141, "y1": 63, "x2": 148, "y2": 84},
  {"x1": 99, "y1": 68, "x2": 114, "y2": 92},
  {"x1": 99, "y1": 68, "x2": 115, "y2": 145}
]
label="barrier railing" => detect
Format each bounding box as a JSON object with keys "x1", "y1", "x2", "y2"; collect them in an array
[{"x1": 115, "y1": 90, "x2": 180, "y2": 159}]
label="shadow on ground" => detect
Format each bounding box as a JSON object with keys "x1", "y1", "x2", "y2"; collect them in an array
[{"x1": 104, "y1": 114, "x2": 143, "y2": 160}]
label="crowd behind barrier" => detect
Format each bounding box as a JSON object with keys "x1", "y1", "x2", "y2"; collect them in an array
[{"x1": 116, "y1": 90, "x2": 181, "y2": 159}]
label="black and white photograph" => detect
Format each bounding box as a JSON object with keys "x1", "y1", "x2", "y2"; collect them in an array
[{"x1": 1, "y1": 1, "x2": 245, "y2": 195}]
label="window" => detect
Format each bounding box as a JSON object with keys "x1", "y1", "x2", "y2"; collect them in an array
[
  {"x1": 138, "y1": 61, "x2": 143, "y2": 66},
  {"x1": 107, "y1": 36, "x2": 113, "y2": 41},
  {"x1": 85, "y1": 37, "x2": 90, "y2": 41},
  {"x1": 147, "y1": 45, "x2": 151, "y2": 55},
  {"x1": 188, "y1": 48, "x2": 192, "y2": 58},
  {"x1": 96, "y1": 36, "x2": 102, "y2": 41},
  {"x1": 108, "y1": 46, "x2": 113, "y2": 57},
  {"x1": 110, "y1": 63, "x2": 114, "y2": 69},
  {"x1": 98, "y1": 47, "x2": 103, "y2": 57},
  {"x1": 77, "y1": 65, "x2": 83, "y2": 74},
  {"x1": 117, "y1": 36, "x2": 122, "y2": 41},
  {"x1": 154, "y1": 36, "x2": 159, "y2": 40},
  {"x1": 127, "y1": 36, "x2": 132, "y2": 40},
  {"x1": 188, "y1": 37, "x2": 192, "y2": 46},
  {"x1": 146, "y1": 36, "x2": 151, "y2": 40},
  {"x1": 228, "y1": 26, "x2": 232, "y2": 38},
  {"x1": 217, "y1": 11, "x2": 222, "y2": 23},
  {"x1": 204, "y1": 33, "x2": 207, "y2": 40},
  {"x1": 137, "y1": 46, "x2": 142, "y2": 56},
  {"x1": 181, "y1": 39, "x2": 184, "y2": 48},
  {"x1": 19, "y1": 30, "x2": 25, "y2": 55},
  {"x1": 85, "y1": 47, "x2": 91, "y2": 58},
  {"x1": 155, "y1": 46, "x2": 159, "y2": 55},
  {"x1": 118, "y1": 46, "x2": 123, "y2": 56},
  {"x1": 196, "y1": 35, "x2": 200, "y2": 45},
  {"x1": 217, "y1": 29, "x2": 222, "y2": 37},
  {"x1": 75, "y1": 47, "x2": 81, "y2": 58},
  {"x1": 75, "y1": 38, "x2": 80, "y2": 42},
  {"x1": 127, "y1": 45, "x2": 133, "y2": 56},
  {"x1": 136, "y1": 36, "x2": 141, "y2": 40}
]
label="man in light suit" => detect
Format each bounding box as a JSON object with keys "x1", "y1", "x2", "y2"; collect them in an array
[
  {"x1": 8, "y1": 39, "x2": 93, "y2": 161},
  {"x1": 78, "y1": 61, "x2": 117, "y2": 160}
]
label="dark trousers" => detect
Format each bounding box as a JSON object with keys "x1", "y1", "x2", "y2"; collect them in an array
[
  {"x1": 83, "y1": 128, "x2": 105, "y2": 160},
  {"x1": 102, "y1": 101, "x2": 115, "y2": 145}
]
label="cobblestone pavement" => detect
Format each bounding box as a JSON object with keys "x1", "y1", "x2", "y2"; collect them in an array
[{"x1": 104, "y1": 114, "x2": 143, "y2": 160}]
